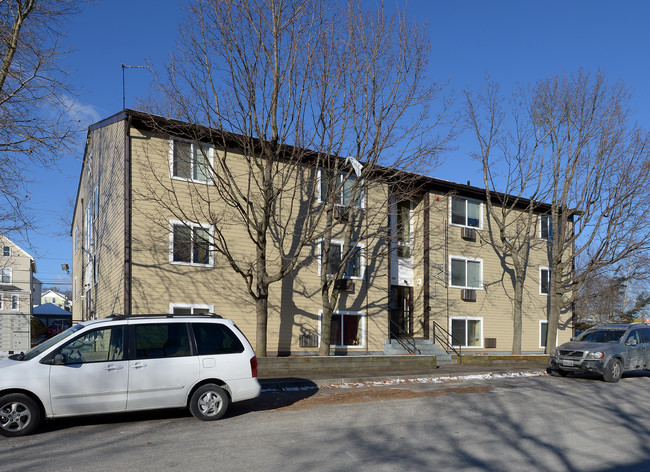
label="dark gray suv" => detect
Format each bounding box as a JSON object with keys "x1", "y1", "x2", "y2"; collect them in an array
[{"x1": 548, "y1": 323, "x2": 650, "y2": 383}]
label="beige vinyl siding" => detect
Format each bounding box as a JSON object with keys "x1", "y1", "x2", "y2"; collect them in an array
[{"x1": 71, "y1": 119, "x2": 127, "y2": 321}]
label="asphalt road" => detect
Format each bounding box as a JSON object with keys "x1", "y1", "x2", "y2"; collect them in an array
[{"x1": 3, "y1": 370, "x2": 650, "y2": 472}]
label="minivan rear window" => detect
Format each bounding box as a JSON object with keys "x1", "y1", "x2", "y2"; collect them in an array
[{"x1": 192, "y1": 323, "x2": 244, "y2": 355}]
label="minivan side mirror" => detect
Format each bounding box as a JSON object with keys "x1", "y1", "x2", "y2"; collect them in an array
[{"x1": 53, "y1": 353, "x2": 66, "y2": 365}]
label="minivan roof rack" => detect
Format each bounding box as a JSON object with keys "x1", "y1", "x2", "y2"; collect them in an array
[{"x1": 107, "y1": 313, "x2": 224, "y2": 320}]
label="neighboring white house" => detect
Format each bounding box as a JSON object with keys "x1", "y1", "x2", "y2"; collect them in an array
[
  {"x1": 41, "y1": 289, "x2": 71, "y2": 311},
  {"x1": 0, "y1": 233, "x2": 35, "y2": 353}
]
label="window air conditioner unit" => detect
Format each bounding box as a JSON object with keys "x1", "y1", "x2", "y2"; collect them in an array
[
  {"x1": 334, "y1": 279, "x2": 355, "y2": 292},
  {"x1": 334, "y1": 205, "x2": 350, "y2": 221},
  {"x1": 461, "y1": 288, "x2": 476, "y2": 302},
  {"x1": 461, "y1": 227, "x2": 476, "y2": 241}
]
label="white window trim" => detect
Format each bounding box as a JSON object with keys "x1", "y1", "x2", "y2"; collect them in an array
[
  {"x1": 169, "y1": 138, "x2": 214, "y2": 184},
  {"x1": 318, "y1": 309, "x2": 366, "y2": 349},
  {"x1": 449, "y1": 255, "x2": 483, "y2": 290},
  {"x1": 449, "y1": 196, "x2": 483, "y2": 230},
  {"x1": 1, "y1": 267, "x2": 12, "y2": 284},
  {"x1": 539, "y1": 267, "x2": 550, "y2": 296},
  {"x1": 317, "y1": 239, "x2": 365, "y2": 280},
  {"x1": 169, "y1": 220, "x2": 214, "y2": 267},
  {"x1": 316, "y1": 168, "x2": 366, "y2": 209},
  {"x1": 0, "y1": 296, "x2": 3, "y2": 310},
  {"x1": 539, "y1": 320, "x2": 558, "y2": 349},
  {"x1": 449, "y1": 316, "x2": 483, "y2": 348},
  {"x1": 170, "y1": 302, "x2": 214, "y2": 314},
  {"x1": 10, "y1": 294, "x2": 19, "y2": 311},
  {"x1": 394, "y1": 199, "x2": 414, "y2": 261},
  {"x1": 539, "y1": 215, "x2": 552, "y2": 240},
  {"x1": 73, "y1": 276, "x2": 78, "y2": 302},
  {"x1": 74, "y1": 227, "x2": 78, "y2": 254}
]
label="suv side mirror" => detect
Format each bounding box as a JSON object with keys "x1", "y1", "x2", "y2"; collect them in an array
[{"x1": 53, "y1": 353, "x2": 66, "y2": 365}]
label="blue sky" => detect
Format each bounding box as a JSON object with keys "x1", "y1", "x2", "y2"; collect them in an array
[{"x1": 22, "y1": 0, "x2": 650, "y2": 289}]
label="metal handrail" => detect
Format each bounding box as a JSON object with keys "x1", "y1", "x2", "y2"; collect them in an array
[
  {"x1": 388, "y1": 317, "x2": 420, "y2": 354},
  {"x1": 432, "y1": 320, "x2": 462, "y2": 364}
]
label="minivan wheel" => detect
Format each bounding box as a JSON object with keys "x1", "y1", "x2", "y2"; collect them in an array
[
  {"x1": 189, "y1": 384, "x2": 229, "y2": 421},
  {"x1": 603, "y1": 358, "x2": 622, "y2": 383},
  {"x1": 0, "y1": 394, "x2": 41, "y2": 437}
]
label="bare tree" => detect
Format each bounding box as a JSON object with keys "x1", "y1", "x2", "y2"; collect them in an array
[
  {"x1": 142, "y1": 0, "x2": 452, "y2": 356},
  {"x1": 0, "y1": 0, "x2": 82, "y2": 236},
  {"x1": 465, "y1": 78, "x2": 548, "y2": 354},
  {"x1": 527, "y1": 71, "x2": 650, "y2": 352}
]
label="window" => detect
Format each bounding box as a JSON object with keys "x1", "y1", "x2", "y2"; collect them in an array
[
  {"x1": 0, "y1": 296, "x2": 3, "y2": 310},
  {"x1": 396, "y1": 200, "x2": 413, "y2": 258},
  {"x1": 1, "y1": 268, "x2": 11, "y2": 283},
  {"x1": 450, "y1": 317, "x2": 482, "y2": 347},
  {"x1": 540, "y1": 215, "x2": 552, "y2": 240},
  {"x1": 170, "y1": 303, "x2": 212, "y2": 315},
  {"x1": 192, "y1": 323, "x2": 244, "y2": 355},
  {"x1": 73, "y1": 276, "x2": 77, "y2": 302},
  {"x1": 170, "y1": 139, "x2": 212, "y2": 182},
  {"x1": 11, "y1": 295, "x2": 19, "y2": 310},
  {"x1": 134, "y1": 323, "x2": 191, "y2": 359},
  {"x1": 450, "y1": 256, "x2": 482, "y2": 289},
  {"x1": 451, "y1": 196, "x2": 482, "y2": 228},
  {"x1": 2, "y1": 246, "x2": 10, "y2": 257},
  {"x1": 318, "y1": 169, "x2": 364, "y2": 208},
  {"x1": 539, "y1": 320, "x2": 558, "y2": 348},
  {"x1": 319, "y1": 240, "x2": 364, "y2": 279},
  {"x1": 58, "y1": 327, "x2": 124, "y2": 363},
  {"x1": 74, "y1": 227, "x2": 78, "y2": 253},
  {"x1": 540, "y1": 267, "x2": 550, "y2": 295},
  {"x1": 170, "y1": 221, "x2": 212, "y2": 266},
  {"x1": 322, "y1": 310, "x2": 365, "y2": 348}
]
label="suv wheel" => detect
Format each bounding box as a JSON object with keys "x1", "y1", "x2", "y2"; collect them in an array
[
  {"x1": 0, "y1": 394, "x2": 41, "y2": 437},
  {"x1": 189, "y1": 384, "x2": 230, "y2": 421},
  {"x1": 603, "y1": 358, "x2": 622, "y2": 383}
]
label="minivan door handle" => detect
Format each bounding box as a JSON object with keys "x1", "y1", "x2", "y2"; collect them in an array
[
  {"x1": 131, "y1": 362, "x2": 147, "y2": 369},
  {"x1": 104, "y1": 364, "x2": 124, "y2": 371}
]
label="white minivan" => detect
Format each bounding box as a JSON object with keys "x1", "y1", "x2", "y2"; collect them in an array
[{"x1": 0, "y1": 314, "x2": 261, "y2": 437}]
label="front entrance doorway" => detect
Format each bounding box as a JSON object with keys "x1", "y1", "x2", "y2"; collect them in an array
[{"x1": 390, "y1": 285, "x2": 413, "y2": 338}]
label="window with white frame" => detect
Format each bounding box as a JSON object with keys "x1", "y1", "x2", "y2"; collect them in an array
[
  {"x1": 540, "y1": 267, "x2": 550, "y2": 295},
  {"x1": 450, "y1": 256, "x2": 482, "y2": 289},
  {"x1": 74, "y1": 227, "x2": 78, "y2": 253},
  {"x1": 170, "y1": 221, "x2": 213, "y2": 266},
  {"x1": 450, "y1": 317, "x2": 482, "y2": 347},
  {"x1": 0, "y1": 296, "x2": 3, "y2": 310},
  {"x1": 540, "y1": 320, "x2": 548, "y2": 349},
  {"x1": 396, "y1": 200, "x2": 413, "y2": 258},
  {"x1": 73, "y1": 276, "x2": 77, "y2": 302},
  {"x1": 11, "y1": 294, "x2": 18, "y2": 310},
  {"x1": 170, "y1": 139, "x2": 213, "y2": 182},
  {"x1": 1, "y1": 268, "x2": 11, "y2": 284},
  {"x1": 318, "y1": 168, "x2": 365, "y2": 208},
  {"x1": 2, "y1": 246, "x2": 10, "y2": 257},
  {"x1": 319, "y1": 240, "x2": 364, "y2": 279},
  {"x1": 320, "y1": 310, "x2": 365, "y2": 348},
  {"x1": 170, "y1": 303, "x2": 213, "y2": 315},
  {"x1": 540, "y1": 215, "x2": 552, "y2": 240},
  {"x1": 451, "y1": 196, "x2": 482, "y2": 229}
]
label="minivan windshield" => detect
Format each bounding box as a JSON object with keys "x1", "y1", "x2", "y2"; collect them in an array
[
  {"x1": 575, "y1": 329, "x2": 626, "y2": 344},
  {"x1": 17, "y1": 324, "x2": 85, "y2": 361}
]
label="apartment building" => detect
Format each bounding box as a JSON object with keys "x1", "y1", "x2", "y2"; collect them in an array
[
  {"x1": 0, "y1": 233, "x2": 35, "y2": 352},
  {"x1": 71, "y1": 110, "x2": 572, "y2": 356}
]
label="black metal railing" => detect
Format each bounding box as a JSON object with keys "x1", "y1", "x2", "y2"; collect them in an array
[
  {"x1": 432, "y1": 320, "x2": 462, "y2": 364},
  {"x1": 388, "y1": 318, "x2": 420, "y2": 354}
]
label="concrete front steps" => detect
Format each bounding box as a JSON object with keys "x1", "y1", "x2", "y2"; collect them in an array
[{"x1": 384, "y1": 338, "x2": 456, "y2": 365}]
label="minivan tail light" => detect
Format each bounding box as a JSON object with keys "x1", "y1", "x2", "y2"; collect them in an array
[{"x1": 250, "y1": 356, "x2": 258, "y2": 378}]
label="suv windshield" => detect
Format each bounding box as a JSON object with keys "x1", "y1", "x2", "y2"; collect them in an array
[{"x1": 575, "y1": 329, "x2": 626, "y2": 344}]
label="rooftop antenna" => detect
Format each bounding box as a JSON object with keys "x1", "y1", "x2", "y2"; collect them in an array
[{"x1": 121, "y1": 64, "x2": 148, "y2": 110}]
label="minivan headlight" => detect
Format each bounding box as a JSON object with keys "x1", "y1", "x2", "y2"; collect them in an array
[{"x1": 585, "y1": 351, "x2": 604, "y2": 359}]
